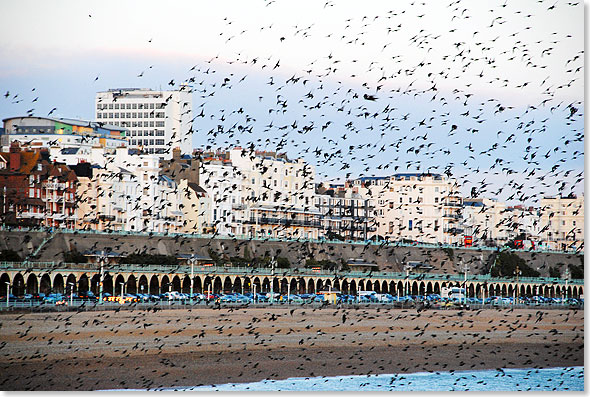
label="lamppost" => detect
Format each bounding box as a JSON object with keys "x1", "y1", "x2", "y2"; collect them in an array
[
  {"x1": 67, "y1": 282, "x2": 74, "y2": 306},
  {"x1": 404, "y1": 264, "x2": 412, "y2": 298},
  {"x1": 513, "y1": 265, "x2": 521, "y2": 306},
  {"x1": 188, "y1": 254, "x2": 196, "y2": 304},
  {"x1": 462, "y1": 261, "x2": 469, "y2": 306},
  {"x1": 5, "y1": 282, "x2": 10, "y2": 307},
  {"x1": 119, "y1": 282, "x2": 125, "y2": 301},
  {"x1": 270, "y1": 256, "x2": 276, "y2": 304},
  {"x1": 564, "y1": 266, "x2": 570, "y2": 302},
  {"x1": 98, "y1": 251, "x2": 106, "y2": 304}
]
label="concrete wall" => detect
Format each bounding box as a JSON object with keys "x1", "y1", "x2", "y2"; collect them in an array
[{"x1": 0, "y1": 231, "x2": 582, "y2": 277}]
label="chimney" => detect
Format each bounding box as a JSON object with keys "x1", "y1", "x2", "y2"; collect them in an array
[{"x1": 9, "y1": 141, "x2": 21, "y2": 171}]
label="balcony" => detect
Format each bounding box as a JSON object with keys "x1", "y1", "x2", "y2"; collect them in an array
[{"x1": 255, "y1": 217, "x2": 321, "y2": 228}]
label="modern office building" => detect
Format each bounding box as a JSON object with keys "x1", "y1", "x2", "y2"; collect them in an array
[{"x1": 95, "y1": 87, "x2": 193, "y2": 158}]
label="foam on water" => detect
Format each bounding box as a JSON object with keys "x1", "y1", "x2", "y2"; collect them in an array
[{"x1": 109, "y1": 366, "x2": 584, "y2": 391}]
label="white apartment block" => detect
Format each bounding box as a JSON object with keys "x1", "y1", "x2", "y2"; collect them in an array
[
  {"x1": 462, "y1": 198, "x2": 509, "y2": 245},
  {"x1": 199, "y1": 156, "x2": 244, "y2": 236},
  {"x1": 314, "y1": 183, "x2": 376, "y2": 241},
  {"x1": 538, "y1": 195, "x2": 584, "y2": 251},
  {"x1": 352, "y1": 173, "x2": 463, "y2": 244},
  {"x1": 228, "y1": 148, "x2": 320, "y2": 240},
  {"x1": 76, "y1": 147, "x2": 184, "y2": 233},
  {"x1": 96, "y1": 88, "x2": 193, "y2": 159}
]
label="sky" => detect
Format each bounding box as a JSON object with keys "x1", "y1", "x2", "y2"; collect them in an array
[{"x1": 0, "y1": 0, "x2": 584, "y2": 205}]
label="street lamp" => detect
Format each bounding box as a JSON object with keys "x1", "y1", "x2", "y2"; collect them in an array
[
  {"x1": 98, "y1": 251, "x2": 106, "y2": 303},
  {"x1": 404, "y1": 264, "x2": 412, "y2": 298},
  {"x1": 189, "y1": 254, "x2": 196, "y2": 304},
  {"x1": 564, "y1": 266, "x2": 570, "y2": 302},
  {"x1": 119, "y1": 282, "x2": 125, "y2": 301},
  {"x1": 462, "y1": 261, "x2": 469, "y2": 306},
  {"x1": 68, "y1": 282, "x2": 75, "y2": 306},
  {"x1": 270, "y1": 256, "x2": 276, "y2": 304},
  {"x1": 5, "y1": 282, "x2": 10, "y2": 307},
  {"x1": 513, "y1": 265, "x2": 521, "y2": 306}
]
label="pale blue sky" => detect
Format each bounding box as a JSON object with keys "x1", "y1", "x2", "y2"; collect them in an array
[{"x1": 0, "y1": 0, "x2": 584, "y2": 204}]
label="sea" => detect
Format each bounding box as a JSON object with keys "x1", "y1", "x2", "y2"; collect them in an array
[{"x1": 113, "y1": 366, "x2": 584, "y2": 391}]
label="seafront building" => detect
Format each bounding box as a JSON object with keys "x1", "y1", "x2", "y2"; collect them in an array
[
  {"x1": 314, "y1": 182, "x2": 376, "y2": 241},
  {"x1": 351, "y1": 173, "x2": 463, "y2": 244},
  {"x1": 0, "y1": 142, "x2": 78, "y2": 228},
  {"x1": 538, "y1": 195, "x2": 584, "y2": 251},
  {"x1": 95, "y1": 87, "x2": 193, "y2": 158}
]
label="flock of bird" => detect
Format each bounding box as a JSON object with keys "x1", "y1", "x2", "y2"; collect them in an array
[{"x1": 1, "y1": 0, "x2": 585, "y2": 391}]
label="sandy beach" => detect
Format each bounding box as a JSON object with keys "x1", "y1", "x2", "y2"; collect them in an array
[{"x1": 0, "y1": 305, "x2": 583, "y2": 390}]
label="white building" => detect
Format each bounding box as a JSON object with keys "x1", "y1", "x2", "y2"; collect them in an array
[
  {"x1": 199, "y1": 155, "x2": 244, "y2": 236},
  {"x1": 352, "y1": 173, "x2": 463, "y2": 244},
  {"x1": 76, "y1": 147, "x2": 184, "y2": 233},
  {"x1": 462, "y1": 198, "x2": 509, "y2": 246},
  {"x1": 314, "y1": 183, "x2": 376, "y2": 241},
  {"x1": 538, "y1": 195, "x2": 584, "y2": 251},
  {"x1": 95, "y1": 87, "x2": 193, "y2": 158}
]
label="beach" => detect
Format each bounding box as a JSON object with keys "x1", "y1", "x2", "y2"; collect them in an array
[{"x1": 0, "y1": 305, "x2": 583, "y2": 390}]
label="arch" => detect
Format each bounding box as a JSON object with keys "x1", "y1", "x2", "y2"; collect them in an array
[
  {"x1": 389, "y1": 281, "x2": 396, "y2": 296},
  {"x1": 467, "y1": 284, "x2": 475, "y2": 297},
  {"x1": 223, "y1": 276, "x2": 232, "y2": 294},
  {"x1": 114, "y1": 274, "x2": 126, "y2": 296},
  {"x1": 519, "y1": 285, "x2": 525, "y2": 297},
  {"x1": 0, "y1": 273, "x2": 10, "y2": 295},
  {"x1": 501, "y1": 284, "x2": 507, "y2": 297},
  {"x1": 418, "y1": 281, "x2": 425, "y2": 296},
  {"x1": 555, "y1": 286, "x2": 561, "y2": 298},
  {"x1": 149, "y1": 275, "x2": 159, "y2": 295},
  {"x1": 172, "y1": 275, "x2": 181, "y2": 292},
  {"x1": 280, "y1": 278, "x2": 288, "y2": 294},
  {"x1": 525, "y1": 285, "x2": 532, "y2": 297},
  {"x1": 203, "y1": 276, "x2": 213, "y2": 294},
  {"x1": 426, "y1": 282, "x2": 433, "y2": 295},
  {"x1": 182, "y1": 275, "x2": 191, "y2": 294},
  {"x1": 289, "y1": 278, "x2": 298, "y2": 295},
  {"x1": 578, "y1": 286, "x2": 583, "y2": 298},
  {"x1": 233, "y1": 277, "x2": 242, "y2": 294},
  {"x1": 333, "y1": 279, "x2": 341, "y2": 292},
  {"x1": 102, "y1": 273, "x2": 113, "y2": 295},
  {"x1": 341, "y1": 280, "x2": 349, "y2": 295},
  {"x1": 349, "y1": 279, "x2": 357, "y2": 295},
  {"x1": 213, "y1": 276, "x2": 223, "y2": 294},
  {"x1": 373, "y1": 281, "x2": 380, "y2": 293},
  {"x1": 366, "y1": 280, "x2": 373, "y2": 291},
  {"x1": 194, "y1": 276, "x2": 203, "y2": 294},
  {"x1": 253, "y1": 277, "x2": 261, "y2": 294},
  {"x1": 77, "y1": 274, "x2": 89, "y2": 294},
  {"x1": 316, "y1": 279, "x2": 323, "y2": 292},
  {"x1": 138, "y1": 275, "x2": 149, "y2": 294},
  {"x1": 64, "y1": 274, "x2": 77, "y2": 295},
  {"x1": 397, "y1": 281, "x2": 404, "y2": 296},
  {"x1": 381, "y1": 280, "x2": 388, "y2": 294},
  {"x1": 324, "y1": 279, "x2": 332, "y2": 289},
  {"x1": 40, "y1": 273, "x2": 52, "y2": 295},
  {"x1": 161, "y1": 275, "x2": 171, "y2": 293},
  {"x1": 12, "y1": 273, "x2": 25, "y2": 296},
  {"x1": 298, "y1": 278, "x2": 306, "y2": 294},
  {"x1": 53, "y1": 274, "x2": 65, "y2": 294},
  {"x1": 358, "y1": 280, "x2": 365, "y2": 291},
  {"x1": 126, "y1": 275, "x2": 137, "y2": 294},
  {"x1": 307, "y1": 279, "x2": 315, "y2": 294},
  {"x1": 243, "y1": 277, "x2": 251, "y2": 294},
  {"x1": 26, "y1": 274, "x2": 38, "y2": 295},
  {"x1": 411, "y1": 281, "x2": 419, "y2": 295},
  {"x1": 433, "y1": 282, "x2": 441, "y2": 295},
  {"x1": 572, "y1": 286, "x2": 578, "y2": 299}
]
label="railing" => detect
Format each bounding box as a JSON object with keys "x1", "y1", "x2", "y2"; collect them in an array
[{"x1": 0, "y1": 261, "x2": 583, "y2": 285}]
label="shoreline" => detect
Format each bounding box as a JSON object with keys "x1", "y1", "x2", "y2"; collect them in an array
[{"x1": 0, "y1": 306, "x2": 583, "y2": 390}]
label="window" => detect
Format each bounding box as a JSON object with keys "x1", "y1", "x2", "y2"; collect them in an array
[{"x1": 408, "y1": 220, "x2": 413, "y2": 231}]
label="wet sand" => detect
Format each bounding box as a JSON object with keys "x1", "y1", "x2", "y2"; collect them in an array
[{"x1": 0, "y1": 305, "x2": 583, "y2": 390}]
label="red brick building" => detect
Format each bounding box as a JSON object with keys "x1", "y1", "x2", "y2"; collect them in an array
[{"x1": 0, "y1": 142, "x2": 78, "y2": 228}]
